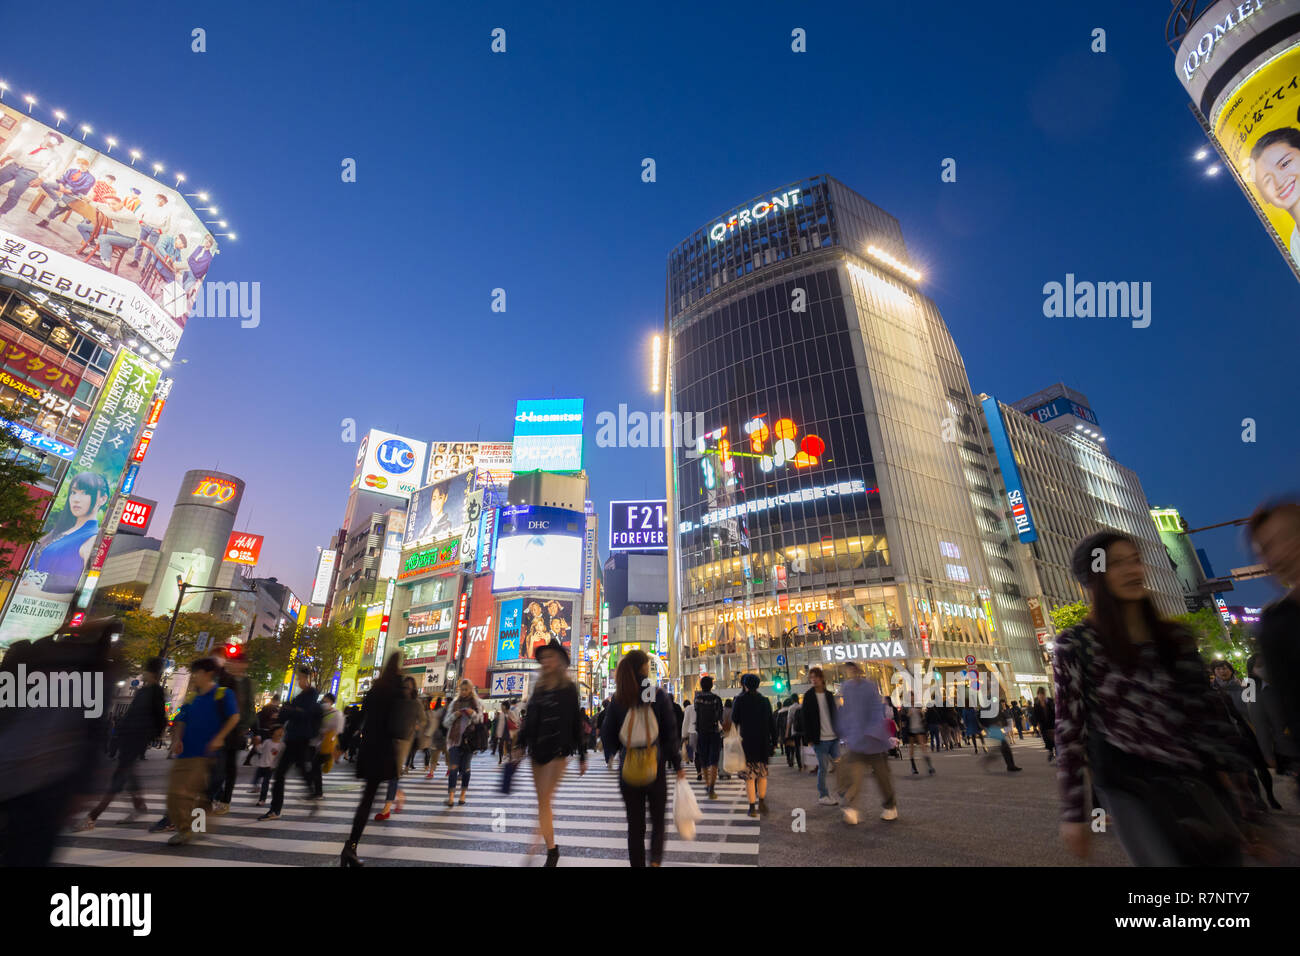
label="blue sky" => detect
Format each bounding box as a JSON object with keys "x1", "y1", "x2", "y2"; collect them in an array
[{"x1": 5, "y1": 0, "x2": 1295, "y2": 606}]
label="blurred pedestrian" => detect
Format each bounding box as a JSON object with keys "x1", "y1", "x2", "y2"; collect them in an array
[
  {"x1": 801, "y1": 667, "x2": 839, "y2": 803},
  {"x1": 693, "y1": 676, "x2": 724, "y2": 799},
  {"x1": 520, "y1": 638, "x2": 587, "y2": 866},
  {"x1": 341, "y1": 654, "x2": 402, "y2": 866},
  {"x1": 731, "y1": 673, "x2": 776, "y2": 817},
  {"x1": 1054, "y1": 531, "x2": 1248, "y2": 865},
  {"x1": 259, "y1": 665, "x2": 321, "y2": 822},
  {"x1": 1031, "y1": 687, "x2": 1056, "y2": 761},
  {"x1": 442, "y1": 679, "x2": 484, "y2": 806},
  {"x1": 1248, "y1": 499, "x2": 1300, "y2": 797},
  {"x1": 164, "y1": 658, "x2": 239, "y2": 846},
  {"x1": 835, "y1": 660, "x2": 898, "y2": 824},
  {"x1": 375, "y1": 678, "x2": 421, "y2": 819}
]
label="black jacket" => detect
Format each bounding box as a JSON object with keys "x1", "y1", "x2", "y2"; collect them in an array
[
  {"x1": 281, "y1": 686, "x2": 320, "y2": 744},
  {"x1": 117, "y1": 682, "x2": 166, "y2": 748},
  {"x1": 521, "y1": 681, "x2": 587, "y2": 763},
  {"x1": 800, "y1": 688, "x2": 837, "y2": 743},
  {"x1": 356, "y1": 682, "x2": 400, "y2": 783},
  {"x1": 600, "y1": 688, "x2": 681, "y2": 775},
  {"x1": 1032, "y1": 697, "x2": 1055, "y2": 730},
  {"x1": 732, "y1": 690, "x2": 776, "y2": 762}
]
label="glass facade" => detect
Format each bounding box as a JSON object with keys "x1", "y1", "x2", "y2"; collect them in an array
[{"x1": 667, "y1": 177, "x2": 1044, "y2": 699}]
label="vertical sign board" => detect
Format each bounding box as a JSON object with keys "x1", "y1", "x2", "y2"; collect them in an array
[
  {"x1": 461, "y1": 489, "x2": 484, "y2": 569},
  {"x1": 980, "y1": 396, "x2": 1038, "y2": 543},
  {"x1": 1, "y1": 349, "x2": 159, "y2": 642},
  {"x1": 584, "y1": 513, "x2": 598, "y2": 617}
]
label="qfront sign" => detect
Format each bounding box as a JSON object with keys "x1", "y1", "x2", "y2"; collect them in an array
[{"x1": 708, "y1": 188, "x2": 802, "y2": 242}]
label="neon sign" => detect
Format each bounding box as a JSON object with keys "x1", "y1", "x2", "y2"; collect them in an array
[
  {"x1": 192, "y1": 476, "x2": 237, "y2": 504},
  {"x1": 679, "y1": 478, "x2": 876, "y2": 533},
  {"x1": 708, "y1": 189, "x2": 802, "y2": 242}
]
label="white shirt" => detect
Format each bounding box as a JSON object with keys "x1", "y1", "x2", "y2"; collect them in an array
[
  {"x1": 815, "y1": 692, "x2": 835, "y2": 741},
  {"x1": 257, "y1": 739, "x2": 284, "y2": 769}
]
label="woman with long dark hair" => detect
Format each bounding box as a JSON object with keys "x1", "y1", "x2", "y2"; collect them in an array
[
  {"x1": 31, "y1": 471, "x2": 110, "y2": 593},
  {"x1": 374, "y1": 676, "x2": 421, "y2": 820},
  {"x1": 520, "y1": 638, "x2": 587, "y2": 866},
  {"x1": 598, "y1": 649, "x2": 683, "y2": 867},
  {"x1": 341, "y1": 652, "x2": 402, "y2": 866},
  {"x1": 1055, "y1": 531, "x2": 1251, "y2": 865}
]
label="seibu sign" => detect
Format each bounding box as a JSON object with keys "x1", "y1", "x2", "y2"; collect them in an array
[{"x1": 716, "y1": 597, "x2": 836, "y2": 623}]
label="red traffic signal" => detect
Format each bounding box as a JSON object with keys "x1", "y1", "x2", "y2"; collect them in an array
[{"x1": 811, "y1": 621, "x2": 828, "y2": 633}]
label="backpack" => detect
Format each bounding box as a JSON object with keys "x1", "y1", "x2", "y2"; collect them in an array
[
  {"x1": 619, "y1": 704, "x2": 660, "y2": 786},
  {"x1": 694, "y1": 693, "x2": 721, "y2": 734}
]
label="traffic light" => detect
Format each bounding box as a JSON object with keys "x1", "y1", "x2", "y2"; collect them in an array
[
  {"x1": 810, "y1": 621, "x2": 828, "y2": 634},
  {"x1": 773, "y1": 675, "x2": 788, "y2": 694}
]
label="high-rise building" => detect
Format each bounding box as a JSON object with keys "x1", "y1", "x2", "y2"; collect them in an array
[
  {"x1": 666, "y1": 175, "x2": 1040, "y2": 700},
  {"x1": 140, "y1": 470, "x2": 245, "y2": 616},
  {"x1": 1010, "y1": 383, "x2": 1109, "y2": 457},
  {"x1": 1150, "y1": 506, "x2": 1217, "y2": 612}
]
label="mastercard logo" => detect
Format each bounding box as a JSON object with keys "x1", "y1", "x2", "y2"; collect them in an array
[{"x1": 364, "y1": 473, "x2": 388, "y2": 489}]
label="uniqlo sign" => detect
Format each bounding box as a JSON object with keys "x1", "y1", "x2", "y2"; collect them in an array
[
  {"x1": 118, "y1": 497, "x2": 156, "y2": 536},
  {"x1": 225, "y1": 531, "x2": 264, "y2": 566}
]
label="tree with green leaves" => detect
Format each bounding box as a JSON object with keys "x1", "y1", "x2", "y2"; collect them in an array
[
  {"x1": 1049, "y1": 600, "x2": 1089, "y2": 632},
  {"x1": 116, "y1": 609, "x2": 241, "y2": 673},
  {"x1": 1171, "y1": 608, "x2": 1249, "y2": 664},
  {"x1": 0, "y1": 425, "x2": 51, "y2": 578},
  {"x1": 244, "y1": 622, "x2": 297, "y2": 698}
]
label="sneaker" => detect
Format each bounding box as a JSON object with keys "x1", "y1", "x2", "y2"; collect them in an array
[
  {"x1": 707, "y1": 789, "x2": 718, "y2": 800},
  {"x1": 257, "y1": 811, "x2": 280, "y2": 821},
  {"x1": 747, "y1": 804, "x2": 758, "y2": 818},
  {"x1": 881, "y1": 807, "x2": 899, "y2": 821},
  {"x1": 1008, "y1": 766, "x2": 1023, "y2": 773},
  {"x1": 212, "y1": 802, "x2": 229, "y2": 816},
  {"x1": 256, "y1": 799, "x2": 265, "y2": 807},
  {"x1": 166, "y1": 831, "x2": 194, "y2": 846},
  {"x1": 117, "y1": 810, "x2": 143, "y2": 826},
  {"x1": 148, "y1": 819, "x2": 175, "y2": 834},
  {"x1": 71, "y1": 816, "x2": 95, "y2": 832},
  {"x1": 817, "y1": 795, "x2": 838, "y2": 806},
  {"x1": 842, "y1": 808, "x2": 860, "y2": 825}
]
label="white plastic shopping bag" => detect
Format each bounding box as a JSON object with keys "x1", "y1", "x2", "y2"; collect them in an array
[
  {"x1": 722, "y1": 729, "x2": 745, "y2": 775},
  {"x1": 673, "y1": 777, "x2": 702, "y2": 841}
]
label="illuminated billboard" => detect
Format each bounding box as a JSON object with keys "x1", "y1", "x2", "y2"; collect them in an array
[
  {"x1": 0, "y1": 103, "x2": 220, "y2": 357},
  {"x1": 511, "y1": 399, "x2": 583, "y2": 472},
  {"x1": 981, "y1": 396, "x2": 1038, "y2": 543},
  {"x1": 609, "y1": 499, "x2": 668, "y2": 552},
  {"x1": 2, "y1": 347, "x2": 158, "y2": 640},
  {"x1": 311, "y1": 548, "x2": 336, "y2": 605},
  {"x1": 404, "y1": 472, "x2": 472, "y2": 549},
  {"x1": 225, "y1": 531, "x2": 264, "y2": 566},
  {"x1": 492, "y1": 505, "x2": 584, "y2": 592},
  {"x1": 353, "y1": 428, "x2": 427, "y2": 500},
  {"x1": 118, "y1": 496, "x2": 157, "y2": 537},
  {"x1": 1174, "y1": 0, "x2": 1300, "y2": 281},
  {"x1": 398, "y1": 537, "x2": 461, "y2": 581},
  {"x1": 427, "y1": 440, "x2": 513, "y2": 484},
  {"x1": 522, "y1": 597, "x2": 574, "y2": 658},
  {"x1": 496, "y1": 598, "x2": 523, "y2": 662}
]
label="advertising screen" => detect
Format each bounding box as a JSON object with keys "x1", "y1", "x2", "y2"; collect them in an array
[
  {"x1": 353, "y1": 428, "x2": 427, "y2": 500},
  {"x1": 155, "y1": 550, "x2": 217, "y2": 616},
  {"x1": 496, "y1": 598, "x2": 523, "y2": 662},
  {"x1": 225, "y1": 531, "x2": 263, "y2": 566},
  {"x1": 521, "y1": 597, "x2": 574, "y2": 658},
  {"x1": 398, "y1": 537, "x2": 461, "y2": 581},
  {"x1": 511, "y1": 398, "x2": 583, "y2": 472},
  {"x1": 609, "y1": 499, "x2": 668, "y2": 551},
  {"x1": 627, "y1": 553, "x2": 669, "y2": 604},
  {"x1": 1212, "y1": 42, "x2": 1300, "y2": 277},
  {"x1": 492, "y1": 534, "x2": 583, "y2": 592},
  {"x1": 426, "y1": 440, "x2": 513, "y2": 484},
  {"x1": 404, "y1": 472, "x2": 472, "y2": 549},
  {"x1": 1, "y1": 348, "x2": 158, "y2": 641},
  {"x1": 0, "y1": 103, "x2": 219, "y2": 358},
  {"x1": 311, "y1": 549, "x2": 336, "y2": 605},
  {"x1": 462, "y1": 579, "x2": 495, "y2": 689}
]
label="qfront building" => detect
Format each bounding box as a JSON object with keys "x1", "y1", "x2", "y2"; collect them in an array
[{"x1": 666, "y1": 175, "x2": 1045, "y2": 700}]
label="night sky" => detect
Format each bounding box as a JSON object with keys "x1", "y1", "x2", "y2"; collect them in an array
[{"x1": 5, "y1": 0, "x2": 1295, "y2": 606}]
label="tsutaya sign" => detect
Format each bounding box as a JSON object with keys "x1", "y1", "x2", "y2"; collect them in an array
[
  {"x1": 821, "y1": 641, "x2": 908, "y2": 662},
  {"x1": 717, "y1": 596, "x2": 836, "y2": 623},
  {"x1": 708, "y1": 189, "x2": 802, "y2": 242}
]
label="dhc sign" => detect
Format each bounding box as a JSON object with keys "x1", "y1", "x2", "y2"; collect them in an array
[{"x1": 708, "y1": 189, "x2": 802, "y2": 242}]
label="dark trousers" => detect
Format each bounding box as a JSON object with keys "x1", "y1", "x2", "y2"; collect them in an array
[
  {"x1": 209, "y1": 745, "x2": 240, "y2": 804},
  {"x1": 270, "y1": 739, "x2": 315, "y2": 814},
  {"x1": 785, "y1": 738, "x2": 803, "y2": 769},
  {"x1": 348, "y1": 778, "x2": 382, "y2": 846},
  {"x1": 447, "y1": 745, "x2": 472, "y2": 792},
  {"x1": 309, "y1": 750, "x2": 327, "y2": 797},
  {"x1": 1042, "y1": 729, "x2": 1056, "y2": 755},
  {"x1": 252, "y1": 767, "x2": 273, "y2": 801},
  {"x1": 89, "y1": 747, "x2": 148, "y2": 819},
  {"x1": 1, "y1": 775, "x2": 80, "y2": 866},
  {"x1": 619, "y1": 770, "x2": 669, "y2": 867}
]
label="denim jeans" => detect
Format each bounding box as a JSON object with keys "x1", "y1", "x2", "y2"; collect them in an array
[
  {"x1": 0, "y1": 164, "x2": 40, "y2": 215},
  {"x1": 813, "y1": 738, "x2": 840, "y2": 798}
]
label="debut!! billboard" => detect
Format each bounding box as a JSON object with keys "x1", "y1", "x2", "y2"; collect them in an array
[
  {"x1": 491, "y1": 505, "x2": 585, "y2": 592},
  {"x1": 427, "y1": 440, "x2": 514, "y2": 485},
  {"x1": 353, "y1": 428, "x2": 427, "y2": 500},
  {"x1": 0, "y1": 104, "x2": 220, "y2": 358},
  {"x1": 1, "y1": 348, "x2": 158, "y2": 641},
  {"x1": 511, "y1": 398, "x2": 583, "y2": 472}
]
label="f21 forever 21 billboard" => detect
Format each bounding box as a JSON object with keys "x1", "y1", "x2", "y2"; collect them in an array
[{"x1": 0, "y1": 102, "x2": 219, "y2": 358}]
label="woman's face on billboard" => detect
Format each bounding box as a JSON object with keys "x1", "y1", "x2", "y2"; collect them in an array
[
  {"x1": 68, "y1": 486, "x2": 97, "y2": 519},
  {"x1": 1254, "y1": 140, "x2": 1300, "y2": 212}
]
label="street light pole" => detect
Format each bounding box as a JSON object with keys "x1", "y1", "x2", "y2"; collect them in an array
[{"x1": 157, "y1": 577, "x2": 258, "y2": 684}]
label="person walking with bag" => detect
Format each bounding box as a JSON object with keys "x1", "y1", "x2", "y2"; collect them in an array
[
  {"x1": 310, "y1": 692, "x2": 344, "y2": 798},
  {"x1": 1055, "y1": 531, "x2": 1251, "y2": 865},
  {"x1": 520, "y1": 638, "x2": 587, "y2": 866},
  {"x1": 692, "y1": 676, "x2": 724, "y2": 799},
  {"x1": 443, "y1": 679, "x2": 484, "y2": 806},
  {"x1": 801, "y1": 666, "x2": 840, "y2": 805},
  {"x1": 259, "y1": 665, "x2": 321, "y2": 822},
  {"x1": 341, "y1": 653, "x2": 402, "y2": 867},
  {"x1": 599, "y1": 650, "x2": 684, "y2": 867},
  {"x1": 731, "y1": 673, "x2": 776, "y2": 818},
  {"x1": 427, "y1": 698, "x2": 449, "y2": 778}
]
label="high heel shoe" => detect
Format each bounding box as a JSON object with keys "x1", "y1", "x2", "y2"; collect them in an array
[{"x1": 341, "y1": 841, "x2": 363, "y2": 867}]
